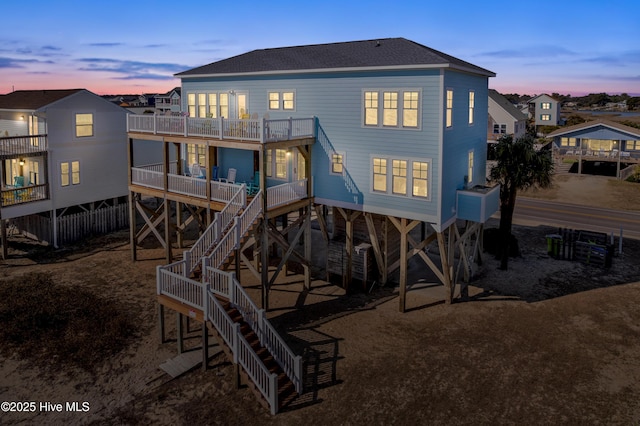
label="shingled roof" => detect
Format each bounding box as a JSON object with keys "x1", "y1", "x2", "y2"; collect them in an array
[
  {"x1": 0, "y1": 89, "x2": 84, "y2": 110},
  {"x1": 489, "y1": 89, "x2": 528, "y2": 121},
  {"x1": 176, "y1": 38, "x2": 495, "y2": 78}
]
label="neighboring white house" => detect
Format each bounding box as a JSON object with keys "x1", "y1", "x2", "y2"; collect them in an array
[
  {"x1": 0, "y1": 89, "x2": 130, "y2": 254},
  {"x1": 488, "y1": 89, "x2": 528, "y2": 141},
  {"x1": 528, "y1": 93, "x2": 561, "y2": 128}
]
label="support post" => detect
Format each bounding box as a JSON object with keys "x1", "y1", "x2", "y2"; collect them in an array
[
  {"x1": 158, "y1": 304, "x2": 165, "y2": 343},
  {"x1": 0, "y1": 218, "x2": 6, "y2": 260},
  {"x1": 129, "y1": 192, "x2": 137, "y2": 261},
  {"x1": 176, "y1": 312, "x2": 184, "y2": 354},
  {"x1": 202, "y1": 323, "x2": 208, "y2": 371},
  {"x1": 399, "y1": 218, "x2": 408, "y2": 313}
]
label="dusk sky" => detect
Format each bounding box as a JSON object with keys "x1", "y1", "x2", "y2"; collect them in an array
[{"x1": 1, "y1": 0, "x2": 638, "y2": 97}]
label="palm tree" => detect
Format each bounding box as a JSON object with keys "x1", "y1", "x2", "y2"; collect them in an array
[{"x1": 490, "y1": 134, "x2": 554, "y2": 270}]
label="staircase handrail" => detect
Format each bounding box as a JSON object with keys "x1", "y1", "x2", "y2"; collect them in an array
[
  {"x1": 204, "y1": 188, "x2": 263, "y2": 270},
  {"x1": 236, "y1": 329, "x2": 279, "y2": 415},
  {"x1": 205, "y1": 287, "x2": 278, "y2": 414},
  {"x1": 260, "y1": 311, "x2": 304, "y2": 394},
  {"x1": 186, "y1": 183, "x2": 246, "y2": 274},
  {"x1": 203, "y1": 266, "x2": 303, "y2": 395},
  {"x1": 156, "y1": 265, "x2": 204, "y2": 310}
]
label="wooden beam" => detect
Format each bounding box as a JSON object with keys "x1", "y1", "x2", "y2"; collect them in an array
[
  {"x1": 399, "y1": 218, "x2": 408, "y2": 313},
  {"x1": 437, "y1": 228, "x2": 453, "y2": 304},
  {"x1": 364, "y1": 213, "x2": 386, "y2": 284},
  {"x1": 135, "y1": 199, "x2": 166, "y2": 248},
  {"x1": 314, "y1": 204, "x2": 329, "y2": 243}
]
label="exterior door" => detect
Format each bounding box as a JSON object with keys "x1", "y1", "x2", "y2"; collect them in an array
[
  {"x1": 293, "y1": 150, "x2": 306, "y2": 181},
  {"x1": 236, "y1": 93, "x2": 248, "y2": 118}
]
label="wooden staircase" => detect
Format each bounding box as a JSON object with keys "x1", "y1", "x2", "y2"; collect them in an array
[
  {"x1": 222, "y1": 301, "x2": 298, "y2": 411},
  {"x1": 158, "y1": 187, "x2": 303, "y2": 414}
]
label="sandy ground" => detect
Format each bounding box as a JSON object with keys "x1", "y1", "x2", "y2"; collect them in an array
[{"x1": 1, "y1": 174, "x2": 640, "y2": 425}]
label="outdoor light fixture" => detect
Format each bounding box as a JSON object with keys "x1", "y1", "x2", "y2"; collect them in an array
[
  {"x1": 19, "y1": 158, "x2": 24, "y2": 166},
  {"x1": 19, "y1": 115, "x2": 24, "y2": 120}
]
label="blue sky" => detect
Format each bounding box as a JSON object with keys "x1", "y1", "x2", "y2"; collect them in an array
[{"x1": 1, "y1": 0, "x2": 638, "y2": 96}]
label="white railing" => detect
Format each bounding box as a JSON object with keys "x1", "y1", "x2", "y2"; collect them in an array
[
  {"x1": 317, "y1": 125, "x2": 359, "y2": 201},
  {"x1": 204, "y1": 188, "x2": 263, "y2": 269},
  {"x1": 267, "y1": 179, "x2": 307, "y2": 208},
  {"x1": 0, "y1": 134, "x2": 48, "y2": 155},
  {"x1": 156, "y1": 266, "x2": 203, "y2": 310},
  {"x1": 203, "y1": 267, "x2": 303, "y2": 395},
  {"x1": 128, "y1": 114, "x2": 315, "y2": 144},
  {"x1": 236, "y1": 330, "x2": 279, "y2": 415},
  {"x1": 210, "y1": 181, "x2": 241, "y2": 203},
  {"x1": 168, "y1": 173, "x2": 208, "y2": 198},
  {"x1": 262, "y1": 314, "x2": 303, "y2": 394},
  {"x1": 185, "y1": 184, "x2": 246, "y2": 274}
]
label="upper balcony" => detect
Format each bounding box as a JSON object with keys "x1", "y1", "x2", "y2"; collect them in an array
[
  {"x1": 0, "y1": 135, "x2": 48, "y2": 158},
  {"x1": 127, "y1": 114, "x2": 316, "y2": 144},
  {"x1": 0, "y1": 135, "x2": 49, "y2": 208}
]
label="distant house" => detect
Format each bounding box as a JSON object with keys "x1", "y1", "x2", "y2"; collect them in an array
[
  {"x1": 0, "y1": 89, "x2": 130, "y2": 254},
  {"x1": 487, "y1": 89, "x2": 528, "y2": 141},
  {"x1": 528, "y1": 94, "x2": 561, "y2": 128},
  {"x1": 154, "y1": 87, "x2": 181, "y2": 114},
  {"x1": 547, "y1": 119, "x2": 640, "y2": 178}
]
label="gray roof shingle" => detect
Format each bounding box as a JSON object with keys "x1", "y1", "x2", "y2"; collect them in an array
[
  {"x1": 0, "y1": 89, "x2": 84, "y2": 110},
  {"x1": 176, "y1": 38, "x2": 495, "y2": 77}
]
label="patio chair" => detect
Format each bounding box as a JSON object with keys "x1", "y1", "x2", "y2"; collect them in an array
[
  {"x1": 211, "y1": 166, "x2": 219, "y2": 181},
  {"x1": 219, "y1": 168, "x2": 237, "y2": 184},
  {"x1": 245, "y1": 171, "x2": 260, "y2": 195},
  {"x1": 190, "y1": 163, "x2": 205, "y2": 179}
]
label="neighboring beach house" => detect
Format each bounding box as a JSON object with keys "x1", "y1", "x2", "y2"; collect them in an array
[
  {"x1": 126, "y1": 38, "x2": 499, "y2": 413},
  {"x1": 154, "y1": 87, "x2": 181, "y2": 114},
  {"x1": 528, "y1": 93, "x2": 561, "y2": 128},
  {"x1": 548, "y1": 119, "x2": 640, "y2": 178},
  {"x1": 488, "y1": 89, "x2": 528, "y2": 141},
  {"x1": 0, "y1": 89, "x2": 130, "y2": 255}
]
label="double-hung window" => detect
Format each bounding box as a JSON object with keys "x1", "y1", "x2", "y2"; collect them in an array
[
  {"x1": 266, "y1": 149, "x2": 288, "y2": 179},
  {"x1": 468, "y1": 91, "x2": 475, "y2": 125},
  {"x1": 446, "y1": 89, "x2": 453, "y2": 128},
  {"x1": 75, "y1": 113, "x2": 93, "y2": 137},
  {"x1": 363, "y1": 89, "x2": 420, "y2": 129},
  {"x1": 541, "y1": 102, "x2": 551, "y2": 110},
  {"x1": 468, "y1": 150, "x2": 474, "y2": 185},
  {"x1": 268, "y1": 91, "x2": 295, "y2": 111},
  {"x1": 187, "y1": 92, "x2": 229, "y2": 118},
  {"x1": 61, "y1": 161, "x2": 80, "y2": 187},
  {"x1": 541, "y1": 114, "x2": 551, "y2": 121},
  {"x1": 493, "y1": 124, "x2": 507, "y2": 134},
  {"x1": 371, "y1": 155, "x2": 431, "y2": 199}
]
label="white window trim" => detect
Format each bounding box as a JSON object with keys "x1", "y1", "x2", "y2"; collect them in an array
[
  {"x1": 445, "y1": 89, "x2": 453, "y2": 129},
  {"x1": 330, "y1": 151, "x2": 346, "y2": 176},
  {"x1": 468, "y1": 90, "x2": 475, "y2": 126},
  {"x1": 467, "y1": 149, "x2": 474, "y2": 187},
  {"x1": 362, "y1": 88, "x2": 422, "y2": 130},
  {"x1": 60, "y1": 160, "x2": 80, "y2": 187},
  {"x1": 186, "y1": 91, "x2": 230, "y2": 118},
  {"x1": 268, "y1": 90, "x2": 296, "y2": 111},
  {"x1": 369, "y1": 154, "x2": 431, "y2": 201},
  {"x1": 74, "y1": 111, "x2": 95, "y2": 138},
  {"x1": 266, "y1": 148, "x2": 288, "y2": 180}
]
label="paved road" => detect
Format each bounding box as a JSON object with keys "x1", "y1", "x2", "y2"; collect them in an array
[{"x1": 512, "y1": 198, "x2": 640, "y2": 240}]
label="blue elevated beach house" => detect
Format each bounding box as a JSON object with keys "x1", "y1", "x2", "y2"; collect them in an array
[{"x1": 126, "y1": 38, "x2": 499, "y2": 413}]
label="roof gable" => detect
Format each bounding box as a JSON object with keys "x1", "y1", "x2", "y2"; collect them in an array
[
  {"x1": 176, "y1": 38, "x2": 495, "y2": 78},
  {"x1": 0, "y1": 89, "x2": 84, "y2": 110},
  {"x1": 547, "y1": 120, "x2": 640, "y2": 140},
  {"x1": 489, "y1": 89, "x2": 528, "y2": 121}
]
